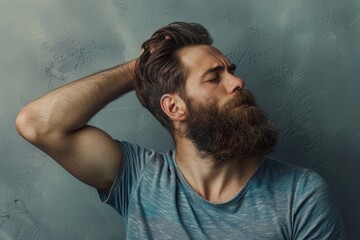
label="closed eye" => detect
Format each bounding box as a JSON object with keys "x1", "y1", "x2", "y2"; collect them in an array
[
  {"x1": 207, "y1": 74, "x2": 221, "y2": 83},
  {"x1": 201, "y1": 63, "x2": 236, "y2": 83}
]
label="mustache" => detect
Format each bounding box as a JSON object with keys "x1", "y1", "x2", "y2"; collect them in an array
[{"x1": 224, "y1": 89, "x2": 257, "y2": 109}]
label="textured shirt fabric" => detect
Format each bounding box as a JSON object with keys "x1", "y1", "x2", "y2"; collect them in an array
[{"x1": 98, "y1": 141, "x2": 348, "y2": 240}]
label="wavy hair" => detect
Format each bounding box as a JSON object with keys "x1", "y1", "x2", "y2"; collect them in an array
[{"x1": 134, "y1": 22, "x2": 213, "y2": 132}]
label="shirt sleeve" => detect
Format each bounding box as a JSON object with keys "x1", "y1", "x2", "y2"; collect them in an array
[
  {"x1": 97, "y1": 140, "x2": 157, "y2": 218},
  {"x1": 292, "y1": 170, "x2": 348, "y2": 240}
]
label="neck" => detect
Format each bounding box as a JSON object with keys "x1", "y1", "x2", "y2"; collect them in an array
[{"x1": 174, "y1": 135, "x2": 263, "y2": 203}]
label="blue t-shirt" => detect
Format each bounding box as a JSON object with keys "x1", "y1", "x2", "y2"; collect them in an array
[{"x1": 99, "y1": 141, "x2": 348, "y2": 239}]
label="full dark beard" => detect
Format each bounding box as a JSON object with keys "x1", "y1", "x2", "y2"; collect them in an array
[{"x1": 181, "y1": 89, "x2": 277, "y2": 165}]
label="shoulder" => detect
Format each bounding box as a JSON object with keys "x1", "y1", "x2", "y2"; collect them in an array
[
  {"x1": 118, "y1": 141, "x2": 178, "y2": 199},
  {"x1": 118, "y1": 140, "x2": 175, "y2": 175},
  {"x1": 257, "y1": 157, "x2": 332, "y2": 204},
  {"x1": 99, "y1": 141, "x2": 175, "y2": 210},
  {"x1": 262, "y1": 158, "x2": 347, "y2": 239},
  {"x1": 262, "y1": 157, "x2": 324, "y2": 185},
  {"x1": 119, "y1": 141, "x2": 158, "y2": 161}
]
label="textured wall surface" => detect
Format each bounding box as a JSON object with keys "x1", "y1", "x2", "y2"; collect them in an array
[{"x1": 1, "y1": 0, "x2": 359, "y2": 239}]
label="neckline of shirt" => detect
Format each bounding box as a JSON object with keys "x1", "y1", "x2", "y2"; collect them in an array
[{"x1": 170, "y1": 150, "x2": 266, "y2": 208}]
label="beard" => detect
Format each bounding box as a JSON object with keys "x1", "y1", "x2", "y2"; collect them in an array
[{"x1": 181, "y1": 89, "x2": 277, "y2": 165}]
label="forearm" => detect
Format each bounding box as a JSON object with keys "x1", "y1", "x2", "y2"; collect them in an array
[{"x1": 17, "y1": 59, "x2": 136, "y2": 140}]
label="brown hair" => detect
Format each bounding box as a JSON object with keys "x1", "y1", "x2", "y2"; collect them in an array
[{"x1": 134, "y1": 22, "x2": 213, "y2": 132}]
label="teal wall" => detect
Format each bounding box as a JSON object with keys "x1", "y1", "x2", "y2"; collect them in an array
[{"x1": 1, "y1": 0, "x2": 359, "y2": 239}]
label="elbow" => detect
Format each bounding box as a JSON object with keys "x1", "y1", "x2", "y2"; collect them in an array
[{"x1": 16, "y1": 107, "x2": 46, "y2": 144}]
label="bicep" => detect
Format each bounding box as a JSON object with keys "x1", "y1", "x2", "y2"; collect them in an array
[{"x1": 39, "y1": 125, "x2": 122, "y2": 194}]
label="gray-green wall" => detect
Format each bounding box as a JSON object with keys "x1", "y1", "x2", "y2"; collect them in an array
[{"x1": 1, "y1": 0, "x2": 359, "y2": 239}]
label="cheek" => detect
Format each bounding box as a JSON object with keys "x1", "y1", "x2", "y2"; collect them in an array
[
  {"x1": 208, "y1": 85, "x2": 231, "y2": 106},
  {"x1": 185, "y1": 81, "x2": 226, "y2": 104},
  {"x1": 185, "y1": 87, "x2": 210, "y2": 103}
]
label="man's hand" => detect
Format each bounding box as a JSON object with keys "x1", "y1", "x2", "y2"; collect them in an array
[{"x1": 16, "y1": 59, "x2": 136, "y2": 194}]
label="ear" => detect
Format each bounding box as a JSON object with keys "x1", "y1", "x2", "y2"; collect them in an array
[{"x1": 160, "y1": 93, "x2": 186, "y2": 121}]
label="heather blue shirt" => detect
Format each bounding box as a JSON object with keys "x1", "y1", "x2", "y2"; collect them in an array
[{"x1": 98, "y1": 141, "x2": 347, "y2": 239}]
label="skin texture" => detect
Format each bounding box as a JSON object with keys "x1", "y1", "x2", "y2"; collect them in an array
[{"x1": 16, "y1": 60, "x2": 136, "y2": 194}]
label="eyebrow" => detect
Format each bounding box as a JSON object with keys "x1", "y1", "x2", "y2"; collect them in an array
[{"x1": 200, "y1": 63, "x2": 237, "y2": 80}]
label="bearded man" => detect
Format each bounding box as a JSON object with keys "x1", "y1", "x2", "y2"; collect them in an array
[{"x1": 16, "y1": 22, "x2": 347, "y2": 239}]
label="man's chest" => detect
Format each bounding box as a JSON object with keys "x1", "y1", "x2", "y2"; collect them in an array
[{"x1": 126, "y1": 183, "x2": 291, "y2": 240}]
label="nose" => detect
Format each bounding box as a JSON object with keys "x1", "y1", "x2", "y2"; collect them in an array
[{"x1": 225, "y1": 73, "x2": 245, "y2": 93}]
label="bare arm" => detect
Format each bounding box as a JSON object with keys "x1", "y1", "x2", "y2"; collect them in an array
[{"x1": 16, "y1": 59, "x2": 136, "y2": 194}]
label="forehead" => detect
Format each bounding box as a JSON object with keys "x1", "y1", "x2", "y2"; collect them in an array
[{"x1": 179, "y1": 45, "x2": 230, "y2": 75}]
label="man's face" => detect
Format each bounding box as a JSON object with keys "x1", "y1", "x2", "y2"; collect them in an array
[
  {"x1": 178, "y1": 45, "x2": 277, "y2": 164},
  {"x1": 179, "y1": 45, "x2": 244, "y2": 108}
]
